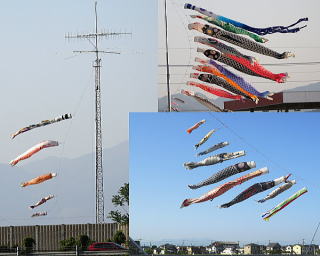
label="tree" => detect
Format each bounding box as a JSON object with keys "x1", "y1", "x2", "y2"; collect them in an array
[
  {"x1": 60, "y1": 237, "x2": 77, "y2": 251},
  {"x1": 108, "y1": 183, "x2": 129, "y2": 224},
  {"x1": 23, "y1": 237, "x2": 35, "y2": 253},
  {"x1": 113, "y1": 231, "x2": 126, "y2": 245},
  {"x1": 78, "y1": 235, "x2": 91, "y2": 250}
]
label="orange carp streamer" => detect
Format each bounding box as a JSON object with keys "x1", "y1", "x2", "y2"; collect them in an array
[
  {"x1": 21, "y1": 173, "x2": 57, "y2": 188},
  {"x1": 187, "y1": 119, "x2": 206, "y2": 134}
]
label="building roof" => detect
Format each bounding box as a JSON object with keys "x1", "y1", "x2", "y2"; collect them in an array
[{"x1": 224, "y1": 91, "x2": 320, "y2": 112}]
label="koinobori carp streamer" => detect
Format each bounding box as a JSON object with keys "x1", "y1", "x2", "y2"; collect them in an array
[
  {"x1": 30, "y1": 195, "x2": 55, "y2": 209},
  {"x1": 187, "y1": 80, "x2": 244, "y2": 101},
  {"x1": 21, "y1": 173, "x2": 57, "y2": 188},
  {"x1": 199, "y1": 49, "x2": 287, "y2": 82},
  {"x1": 194, "y1": 36, "x2": 255, "y2": 63},
  {"x1": 194, "y1": 129, "x2": 216, "y2": 149},
  {"x1": 180, "y1": 89, "x2": 225, "y2": 112},
  {"x1": 11, "y1": 114, "x2": 72, "y2": 139},
  {"x1": 197, "y1": 141, "x2": 229, "y2": 156},
  {"x1": 220, "y1": 174, "x2": 291, "y2": 208},
  {"x1": 258, "y1": 180, "x2": 296, "y2": 203},
  {"x1": 31, "y1": 212, "x2": 47, "y2": 218},
  {"x1": 188, "y1": 161, "x2": 256, "y2": 189},
  {"x1": 262, "y1": 187, "x2": 307, "y2": 221},
  {"x1": 184, "y1": 3, "x2": 308, "y2": 35},
  {"x1": 180, "y1": 167, "x2": 269, "y2": 208},
  {"x1": 187, "y1": 119, "x2": 206, "y2": 134},
  {"x1": 10, "y1": 140, "x2": 59, "y2": 166},
  {"x1": 189, "y1": 23, "x2": 294, "y2": 59},
  {"x1": 192, "y1": 65, "x2": 258, "y2": 102},
  {"x1": 191, "y1": 15, "x2": 268, "y2": 43},
  {"x1": 195, "y1": 57, "x2": 273, "y2": 100},
  {"x1": 184, "y1": 150, "x2": 245, "y2": 170}
]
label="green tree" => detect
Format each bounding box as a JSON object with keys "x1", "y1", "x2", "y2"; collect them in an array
[
  {"x1": 108, "y1": 183, "x2": 129, "y2": 224},
  {"x1": 113, "y1": 231, "x2": 126, "y2": 245},
  {"x1": 23, "y1": 237, "x2": 35, "y2": 253},
  {"x1": 60, "y1": 237, "x2": 77, "y2": 251},
  {"x1": 78, "y1": 235, "x2": 91, "y2": 250}
]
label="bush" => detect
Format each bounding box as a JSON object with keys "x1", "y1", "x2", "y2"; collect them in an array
[{"x1": 113, "y1": 231, "x2": 126, "y2": 245}]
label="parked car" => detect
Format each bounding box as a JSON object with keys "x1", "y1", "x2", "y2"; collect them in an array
[{"x1": 88, "y1": 242, "x2": 127, "y2": 251}]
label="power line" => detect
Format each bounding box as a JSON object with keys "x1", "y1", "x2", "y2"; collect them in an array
[{"x1": 159, "y1": 61, "x2": 320, "y2": 67}]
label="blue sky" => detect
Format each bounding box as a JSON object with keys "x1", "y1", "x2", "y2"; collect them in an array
[{"x1": 130, "y1": 113, "x2": 320, "y2": 246}]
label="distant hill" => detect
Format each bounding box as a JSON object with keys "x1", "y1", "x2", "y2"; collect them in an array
[{"x1": 0, "y1": 141, "x2": 128, "y2": 226}]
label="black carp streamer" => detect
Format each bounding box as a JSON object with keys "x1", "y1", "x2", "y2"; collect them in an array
[
  {"x1": 184, "y1": 151, "x2": 245, "y2": 170},
  {"x1": 197, "y1": 141, "x2": 229, "y2": 156},
  {"x1": 189, "y1": 23, "x2": 294, "y2": 59},
  {"x1": 188, "y1": 161, "x2": 256, "y2": 189},
  {"x1": 220, "y1": 174, "x2": 291, "y2": 208}
]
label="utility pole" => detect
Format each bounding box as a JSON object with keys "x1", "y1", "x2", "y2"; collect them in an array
[
  {"x1": 164, "y1": 0, "x2": 171, "y2": 112},
  {"x1": 65, "y1": 1, "x2": 130, "y2": 224}
]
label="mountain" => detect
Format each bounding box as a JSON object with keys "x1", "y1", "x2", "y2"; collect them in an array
[{"x1": 0, "y1": 141, "x2": 128, "y2": 226}]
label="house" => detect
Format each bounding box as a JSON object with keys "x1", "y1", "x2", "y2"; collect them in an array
[
  {"x1": 244, "y1": 243, "x2": 261, "y2": 254},
  {"x1": 158, "y1": 243, "x2": 177, "y2": 254},
  {"x1": 186, "y1": 246, "x2": 207, "y2": 255},
  {"x1": 221, "y1": 247, "x2": 237, "y2": 255},
  {"x1": 266, "y1": 242, "x2": 281, "y2": 253},
  {"x1": 292, "y1": 244, "x2": 317, "y2": 255},
  {"x1": 210, "y1": 241, "x2": 240, "y2": 254}
]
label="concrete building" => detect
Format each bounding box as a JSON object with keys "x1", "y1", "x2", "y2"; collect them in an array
[{"x1": 0, "y1": 223, "x2": 128, "y2": 251}]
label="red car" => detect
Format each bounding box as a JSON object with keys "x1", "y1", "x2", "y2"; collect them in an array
[{"x1": 88, "y1": 242, "x2": 127, "y2": 251}]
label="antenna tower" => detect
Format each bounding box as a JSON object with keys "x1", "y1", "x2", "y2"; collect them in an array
[{"x1": 65, "y1": 1, "x2": 131, "y2": 224}]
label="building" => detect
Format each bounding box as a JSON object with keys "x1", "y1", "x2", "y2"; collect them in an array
[
  {"x1": 159, "y1": 243, "x2": 177, "y2": 254},
  {"x1": 266, "y1": 242, "x2": 281, "y2": 253},
  {"x1": 210, "y1": 241, "x2": 240, "y2": 254},
  {"x1": 244, "y1": 243, "x2": 262, "y2": 254},
  {"x1": 224, "y1": 91, "x2": 320, "y2": 112}
]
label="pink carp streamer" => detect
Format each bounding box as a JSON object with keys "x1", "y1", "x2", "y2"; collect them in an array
[
  {"x1": 180, "y1": 167, "x2": 269, "y2": 208},
  {"x1": 189, "y1": 22, "x2": 294, "y2": 59},
  {"x1": 180, "y1": 89, "x2": 225, "y2": 112},
  {"x1": 187, "y1": 119, "x2": 206, "y2": 134},
  {"x1": 10, "y1": 140, "x2": 59, "y2": 166},
  {"x1": 187, "y1": 81, "x2": 243, "y2": 101},
  {"x1": 184, "y1": 4, "x2": 308, "y2": 35},
  {"x1": 30, "y1": 195, "x2": 54, "y2": 209}
]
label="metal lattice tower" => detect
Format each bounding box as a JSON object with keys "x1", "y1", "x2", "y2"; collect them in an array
[{"x1": 66, "y1": 1, "x2": 131, "y2": 224}]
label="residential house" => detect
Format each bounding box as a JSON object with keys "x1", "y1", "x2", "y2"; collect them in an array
[
  {"x1": 210, "y1": 241, "x2": 240, "y2": 254},
  {"x1": 244, "y1": 243, "x2": 262, "y2": 254},
  {"x1": 266, "y1": 242, "x2": 282, "y2": 253}
]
